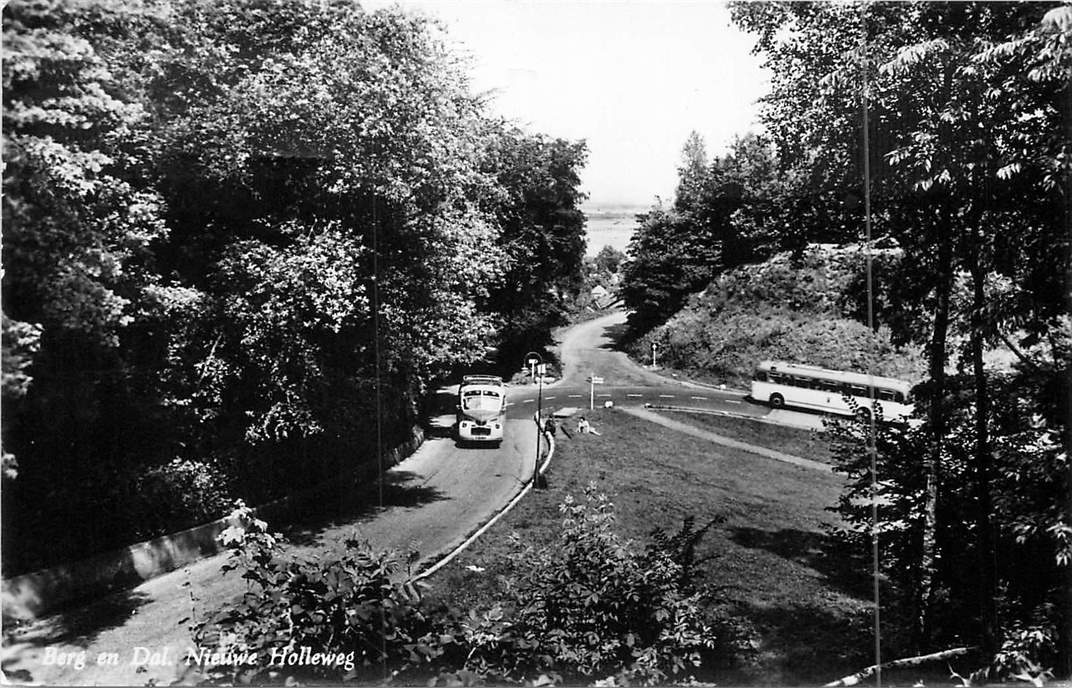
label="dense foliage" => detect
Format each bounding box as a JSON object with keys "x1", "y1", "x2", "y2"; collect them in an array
[
  {"x1": 190, "y1": 489, "x2": 717, "y2": 686},
  {"x1": 1, "y1": 0, "x2": 587, "y2": 573},
  {"x1": 620, "y1": 131, "x2": 855, "y2": 336},
  {"x1": 727, "y1": 0, "x2": 1070, "y2": 676},
  {"x1": 825, "y1": 365, "x2": 1069, "y2": 673}
]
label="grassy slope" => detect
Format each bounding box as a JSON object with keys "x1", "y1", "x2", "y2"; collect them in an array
[
  {"x1": 424, "y1": 408, "x2": 874, "y2": 684},
  {"x1": 632, "y1": 246, "x2": 924, "y2": 388}
]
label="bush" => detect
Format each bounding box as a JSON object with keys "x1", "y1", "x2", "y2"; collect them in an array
[
  {"x1": 134, "y1": 457, "x2": 233, "y2": 537},
  {"x1": 496, "y1": 485, "x2": 717, "y2": 685},
  {"x1": 188, "y1": 502, "x2": 435, "y2": 685},
  {"x1": 191, "y1": 492, "x2": 721, "y2": 686}
]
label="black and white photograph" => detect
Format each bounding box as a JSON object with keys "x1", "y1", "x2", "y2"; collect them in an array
[{"x1": 1, "y1": 0, "x2": 1069, "y2": 685}]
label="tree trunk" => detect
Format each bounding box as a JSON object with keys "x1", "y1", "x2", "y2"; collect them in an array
[{"x1": 916, "y1": 227, "x2": 952, "y2": 650}]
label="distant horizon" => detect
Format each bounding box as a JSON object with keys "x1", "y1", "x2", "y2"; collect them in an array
[
  {"x1": 582, "y1": 199, "x2": 658, "y2": 212},
  {"x1": 363, "y1": 1, "x2": 769, "y2": 207}
]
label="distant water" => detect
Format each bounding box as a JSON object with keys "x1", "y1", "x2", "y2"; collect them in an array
[{"x1": 583, "y1": 205, "x2": 648, "y2": 257}]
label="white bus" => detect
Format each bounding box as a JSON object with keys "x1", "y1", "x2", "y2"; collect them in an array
[
  {"x1": 750, "y1": 360, "x2": 914, "y2": 421},
  {"x1": 456, "y1": 375, "x2": 507, "y2": 446}
]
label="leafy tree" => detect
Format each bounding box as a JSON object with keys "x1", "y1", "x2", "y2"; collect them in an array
[
  {"x1": 733, "y1": 0, "x2": 1071, "y2": 668},
  {"x1": 0, "y1": 0, "x2": 583, "y2": 573},
  {"x1": 593, "y1": 245, "x2": 626, "y2": 277},
  {"x1": 620, "y1": 205, "x2": 716, "y2": 335},
  {"x1": 484, "y1": 130, "x2": 588, "y2": 364},
  {"x1": 620, "y1": 133, "x2": 796, "y2": 337}
]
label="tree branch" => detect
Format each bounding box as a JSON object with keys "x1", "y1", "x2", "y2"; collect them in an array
[
  {"x1": 824, "y1": 647, "x2": 975, "y2": 687},
  {"x1": 997, "y1": 329, "x2": 1041, "y2": 373}
]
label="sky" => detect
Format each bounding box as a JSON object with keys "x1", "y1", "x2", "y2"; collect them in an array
[{"x1": 363, "y1": 1, "x2": 771, "y2": 207}]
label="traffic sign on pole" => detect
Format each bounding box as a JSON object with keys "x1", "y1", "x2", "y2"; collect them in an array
[{"x1": 587, "y1": 375, "x2": 604, "y2": 409}]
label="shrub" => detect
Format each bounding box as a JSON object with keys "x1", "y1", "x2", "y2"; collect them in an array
[
  {"x1": 497, "y1": 485, "x2": 717, "y2": 685},
  {"x1": 188, "y1": 502, "x2": 435, "y2": 685},
  {"x1": 190, "y1": 492, "x2": 721, "y2": 686},
  {"x1": 133, "y1": 457, "x2": 233, "y2": 537}
]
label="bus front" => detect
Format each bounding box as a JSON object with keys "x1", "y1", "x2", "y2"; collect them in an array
[{"x1": 456, "y1": 382, "x2": 506, "y2": 446}]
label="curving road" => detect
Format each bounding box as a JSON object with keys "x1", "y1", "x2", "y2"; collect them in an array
[
  {"x1": 508, "y1": 311, "x2": 822, "y2": 429},
  {"x1": 2, "y1": 309, "x2": 817, "y2": 686},
  {"x1": 2, "y1": 418, "x2": 539, "y2": 686}
]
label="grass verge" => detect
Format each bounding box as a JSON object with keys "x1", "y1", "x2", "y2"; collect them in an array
[{"x1": 424, "y1": 408, "x2": 875, "y2": 685}]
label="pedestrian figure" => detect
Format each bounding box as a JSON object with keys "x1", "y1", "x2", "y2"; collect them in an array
[
  {"x1": 544, "y1": 417, "x2": 557, "y2": 436},
  {"x1": 577, "y1": 416, "x2": 601, "y2": 435}
]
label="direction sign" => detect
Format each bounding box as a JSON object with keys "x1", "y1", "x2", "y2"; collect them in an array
[{"x1": 589, "y1": 376, "x2": 605, "y2": 384}]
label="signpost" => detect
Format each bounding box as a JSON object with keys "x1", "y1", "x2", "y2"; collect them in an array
[
  {"x1": 525, "y1": 351, "x2": 545, "y2": 488},
  {"x1": 651, "y1": 342, "x2": 658, "y2": 369},
  {"x1": 587, "y1": 375, "x2": 604, "y2": 410}
]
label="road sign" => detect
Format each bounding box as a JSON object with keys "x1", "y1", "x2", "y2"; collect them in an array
[{"x1": 587, "y1": 374, "x2": 604, "y2": 409}]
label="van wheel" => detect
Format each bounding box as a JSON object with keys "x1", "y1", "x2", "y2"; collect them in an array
[{"x1": 769, "y1": 393, "x2": 785, "y2": 409}]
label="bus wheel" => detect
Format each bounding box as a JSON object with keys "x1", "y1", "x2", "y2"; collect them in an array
[
  {"x1": 856, "y1": 407, "x2": 872, "y2": 422},
  {"x1": 769, "y1": 393, "x2": 785, "y2": 409}
]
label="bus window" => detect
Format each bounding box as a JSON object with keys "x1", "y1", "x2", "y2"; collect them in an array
[{"x1": 878, "y1": 389, "x2": 897, "y2": 402}]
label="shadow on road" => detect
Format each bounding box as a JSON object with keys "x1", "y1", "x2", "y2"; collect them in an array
[
  {"x1": 281, "y1": 470, "x2": 448, "y2": 549},
  {"x1": 423, "y1": 388, "x2": 458, "y2": 439},
  {"x1": 599, "y1": 321, "x2": 630, "y2": 351},
  {"x1": 2, "y1": 588, "x2": 153, "y2": 658}
]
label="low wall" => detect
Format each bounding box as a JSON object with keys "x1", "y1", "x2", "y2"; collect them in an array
[{"x1": 2, "y1": 426, "x2": 425, "y2": 622}]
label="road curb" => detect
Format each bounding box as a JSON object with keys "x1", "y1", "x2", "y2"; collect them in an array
[
  {"x1": 2, "y1": 426, "x2": 425, "y2": 622},
  {"x1": 414, "y1": 426, "x2": 555, "y2": 582}
]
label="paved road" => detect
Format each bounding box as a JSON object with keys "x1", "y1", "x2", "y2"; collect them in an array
[
  {"x1": 2, "y1": 309, "x2": 822, "y2": 686},
  {"x1": 510, "y1": 311, "x2": 826, "y2": 430},
  {"x1": 1, "y1": 420, "x2": 539, "y2": 686}
]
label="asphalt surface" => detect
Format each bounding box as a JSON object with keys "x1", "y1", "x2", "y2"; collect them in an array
[
  {"x1": 509, "y1": 311, "x2": 825, "y2": 430},
  {"x1": 2, "y1": 421, "x2": 538, "y2": 686}
]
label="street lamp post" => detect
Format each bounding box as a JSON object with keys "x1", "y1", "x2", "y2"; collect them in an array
[{"x1": 525, "y1": 352, "x2": 545, "y2": 488}]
